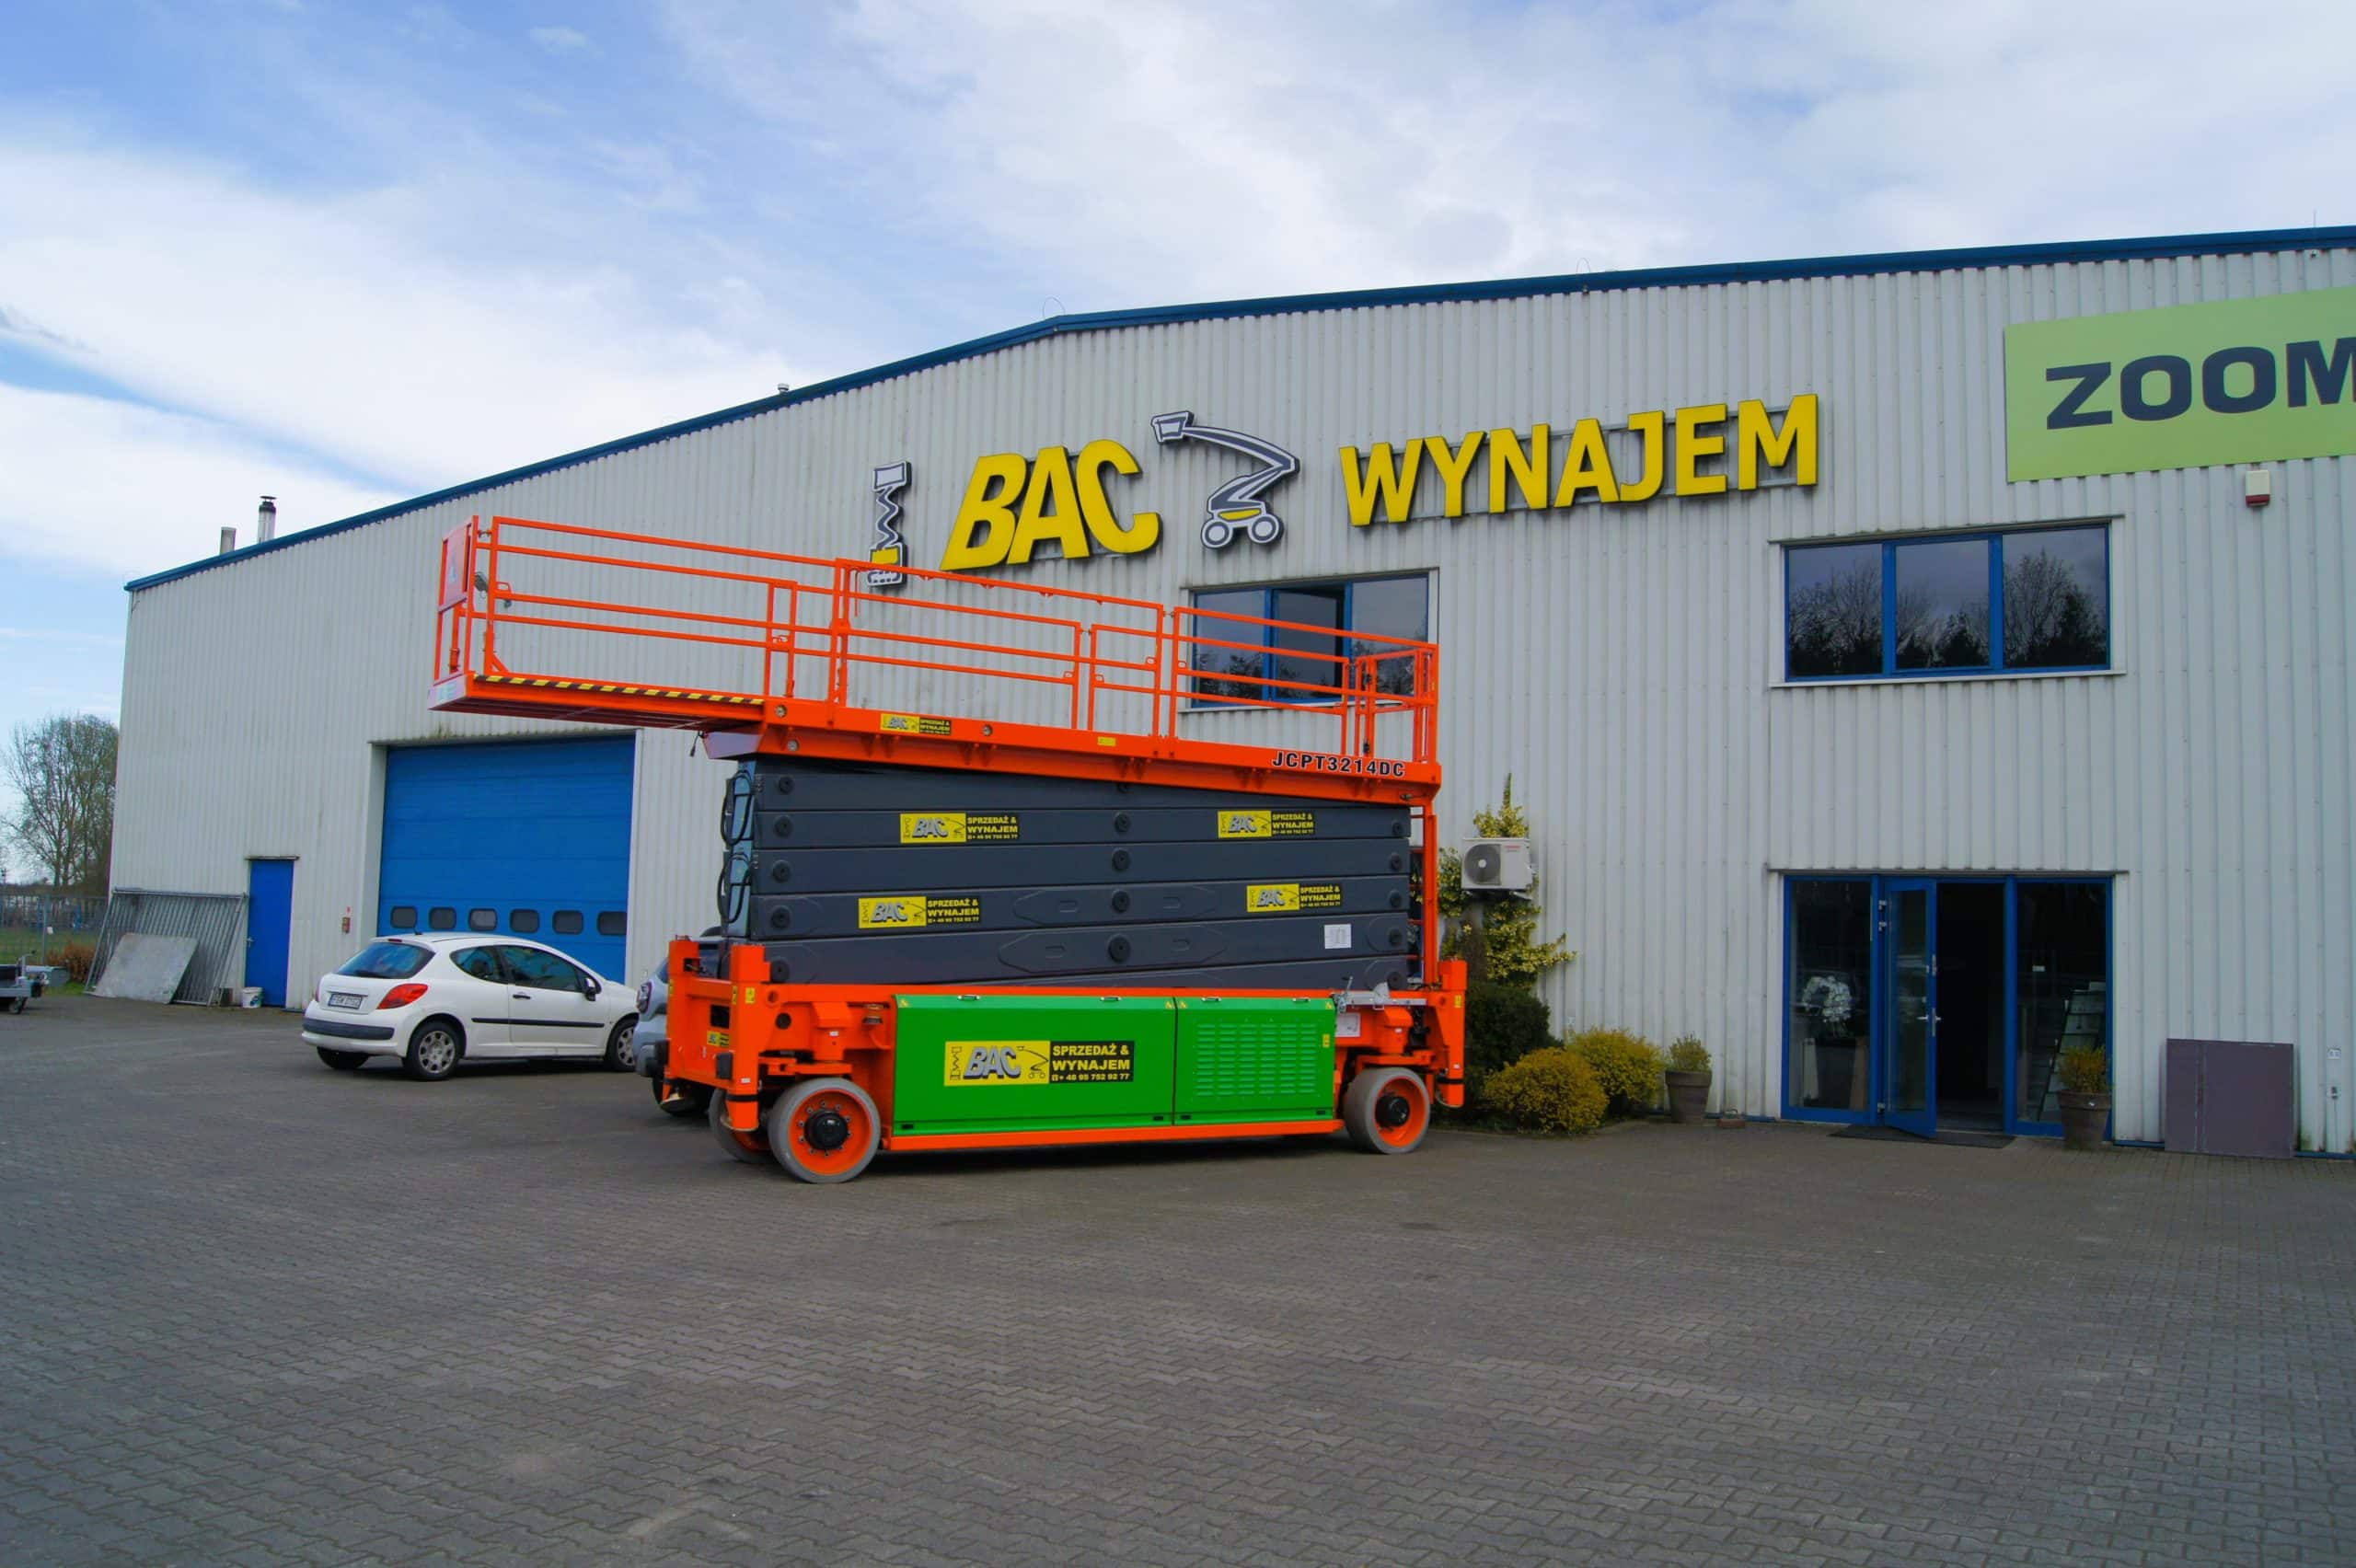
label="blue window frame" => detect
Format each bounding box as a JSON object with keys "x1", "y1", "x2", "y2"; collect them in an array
[
  {"x1": 1784, "y1": 525, "x2": 2108, "y2": 681},
  {"x1": 1188, "y1": 573, "x2": 1428, "y2": 706}
]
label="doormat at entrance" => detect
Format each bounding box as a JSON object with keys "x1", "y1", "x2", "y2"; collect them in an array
[{"x1": 1831, "y1": 1125, "x2": 2014, "y2": 1149}]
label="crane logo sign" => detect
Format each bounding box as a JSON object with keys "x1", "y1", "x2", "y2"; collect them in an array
[{"x1": 1150, "y1": 410, "x2": 1300, "y2": 550}]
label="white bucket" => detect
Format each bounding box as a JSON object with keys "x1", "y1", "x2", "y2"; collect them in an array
[{"x1": 238, "y1": 986, "x2": 262, "y2": 1009}]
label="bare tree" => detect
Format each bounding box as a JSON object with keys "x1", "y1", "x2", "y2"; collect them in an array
[{"x1": 2, "y1": 714, "x2": 119, "y2": 892}]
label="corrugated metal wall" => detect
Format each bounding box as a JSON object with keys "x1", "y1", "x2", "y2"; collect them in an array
[{"x1": 113, "y1": 242, "x2": 2356, "y2": 1146}]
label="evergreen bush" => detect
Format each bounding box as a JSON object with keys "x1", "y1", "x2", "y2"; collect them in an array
[
  {"x1": 1465, "y1": 980, "x2": 1553, "y2": 1089},
  {"x1": 1436, "y1": 776, "x2": 1572, "y2": 989},
  {"x1": 1566, "y1": 1026, "x2": 1666, "y2": 1117},
  {"x1": 1482, "y1": 1046, "x2": 1608, "y2": 1134}
]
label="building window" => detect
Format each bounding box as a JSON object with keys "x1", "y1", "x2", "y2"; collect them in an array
[
  {"x1": 426, "y1": 906, "x2": 456, "y2": 930},
  {"x1": 468, "y1": 908, "x2": 497, "y2": 932},
  {"x1": 509, "y1": 909, "x2": 540, "y2": 934},
  {"x1": 1784, "y1": 525, "x2": 2108, "y2": 681},
  {"x1": 387, "y1": 905, "x2": 418, "y2": 929},
  {"x1": 1187, "y1": 573, "x2": 1428, "y2": 705},
  {"x1": 595, "y1": 911, "x2": 626, "y2": 938},
  {"x1": 550, "y1": 910, "x2": 583, "y2": 935}
]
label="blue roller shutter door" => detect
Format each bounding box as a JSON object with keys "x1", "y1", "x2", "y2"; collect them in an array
[{"x1": 378, "y1": 737, "x2": 635, "y2": 981}]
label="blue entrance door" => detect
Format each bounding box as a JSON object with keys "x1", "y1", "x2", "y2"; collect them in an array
[
  {"x1": 246, "y1": 859, "x2": 295, "y2": 1008},
  {"x1": 1881, "y1": 881, "x2": 1938, "y2": 1137}
]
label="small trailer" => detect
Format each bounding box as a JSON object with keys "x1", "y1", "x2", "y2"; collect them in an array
[
  {"x1": 1, "y1": 958, "x2": 63, "y2": 1014},
  {"x1": 426, "y1": 513, "x2": 1464, "y2": 1182}
]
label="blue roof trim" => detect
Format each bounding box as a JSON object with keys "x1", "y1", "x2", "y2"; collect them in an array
[{"x1": 127, "y1": 222, "x2": 2355, "y2": 594}]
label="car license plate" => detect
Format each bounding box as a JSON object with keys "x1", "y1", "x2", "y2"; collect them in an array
[{"x1": 328, "y1": 992, "x2": 364, "y2": 1010}]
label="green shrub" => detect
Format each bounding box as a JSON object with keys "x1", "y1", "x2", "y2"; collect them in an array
[
  {"x1": 1666, "y1": 1035, "x2": 1711, "y2": 1075},
  {"x1": 1483, "y1": 1046, "x2": 1607, "y2": 1134},
  {"x1": 1465, "y1": 980, "x2": 1553, "y2": 1089},
  {"x1": 1566, "y1": 1026, "x2": 1665, "y2": 1117},
  {"x1": 2057, "y1": 1044, "x2": 2108, "y2": 1095},
  {"x1": 41, "y1": 940, "x2": 98, "y2": 986}
]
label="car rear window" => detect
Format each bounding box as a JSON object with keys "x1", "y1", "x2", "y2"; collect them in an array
[{"x1": 337, "y1": 942, "x2": 431, "y2": 980}]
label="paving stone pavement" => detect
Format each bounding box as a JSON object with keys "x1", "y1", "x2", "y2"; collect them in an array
[{"x1": 3, "y1": 995, "x2": 2354, "y2": 1565}]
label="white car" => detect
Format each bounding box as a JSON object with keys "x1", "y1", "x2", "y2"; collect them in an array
[{"x1": 301, "y1": 935, "x2": 638, "y2": 1081}]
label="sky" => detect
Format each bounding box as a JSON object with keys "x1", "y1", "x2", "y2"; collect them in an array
[{"x1": 1, "y1": 0, "x2": 2351, "y2": 866}]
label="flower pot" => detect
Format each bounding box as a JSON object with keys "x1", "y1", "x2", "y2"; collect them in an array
[
  {"x1": 2058, "y1": 1090, "x2": 2111, "y2": 1151},
  {"x1": 1664, "y1": 1069, "x2": 1711, "y2": 1124}
]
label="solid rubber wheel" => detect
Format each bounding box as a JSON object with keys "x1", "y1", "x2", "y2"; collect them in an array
[
  {"x1": 315, "y1": 1046, "x2": 366, "y2": 1071},
  {"x1": 767, "y1": 1078, "x2": 881, "y2": 1184},
  {"x1": 603, "y1": 1018, "x2": 637, "y2": 1072},
  {"x1": 403, "y1": 1020, "x2": 463, "y2": 1082},
  {"x1": 1343, "y1": 1066, "x2": 1430, "y2": 1155},
  {"x1": 708, "y1": 1090, "x2": 771, "y2": 1164}
]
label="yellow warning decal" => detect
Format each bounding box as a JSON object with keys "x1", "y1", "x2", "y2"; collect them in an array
[
  {"x1": 858, "y1": 894, "x2": 982, "y2": 929},
  {"x1": 880, "y1": 712, "x2": 952, "y2": 736},
  {"x1": 1246, "y1": 882, "x2": 1342, "y2": 913},
  {"x1": 1217, "y1": 808, "x2": 1317, "y2": 838},
  {"x1": 942, "y1": 1039, "x2": 1136, "y2": 1086},
  {"x1": 898, "y1": 812, "x2": 1020, "y2": 845}
]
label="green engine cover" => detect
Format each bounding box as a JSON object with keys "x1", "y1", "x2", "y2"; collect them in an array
[
  {"x1": 890, "y1": 993, "x2": 1339, "y2": 1136},
  {"x1": 1172, "y1": 997, "x2": 1336, "y2": 1124}
]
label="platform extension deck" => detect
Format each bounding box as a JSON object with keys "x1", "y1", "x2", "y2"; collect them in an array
[{"x1": 427, "y1": 514, "x2": 1441, "y2": 804}]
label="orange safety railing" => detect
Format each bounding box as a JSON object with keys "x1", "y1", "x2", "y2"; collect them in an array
[{"x1": 432, "y1": 514, "x2": 1440, "y2": 788}]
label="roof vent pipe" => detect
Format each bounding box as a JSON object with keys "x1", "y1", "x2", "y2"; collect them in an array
[
  {"x1": 257, "y1": 495, "x2": 278, "y2": 543},
  {"x1": 219, "y1": 526, "x2": 237, "y2": 556}
]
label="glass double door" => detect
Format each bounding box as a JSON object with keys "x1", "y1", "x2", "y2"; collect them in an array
[{"x1": 1787, "y1": 875, "x2": 2108, "y2": 1136}]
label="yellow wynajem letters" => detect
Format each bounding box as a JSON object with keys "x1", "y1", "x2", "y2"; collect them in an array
[
  {"x1": 1423, "y1": 432, "x2": 1484, "y2": 518},
  {"x1": 1737, "y1": 395, "x2": 1818, "y2": 490},
  {"x1": 1339, "y1": 441, "x2": 1424, "y2": 525},
  {"x1": 1553, "y1": 417, "x2": 1620, "y2": 507},
  {"x1": 1489, "y1": 423, "x2": 1550, "y2": 513},
  {"x1": 1673, "y1": 403, "x2": 1728, "y2": 496},
  {"x1": 1618, "y1": 409, "x2": 1666, "y2": 502}
]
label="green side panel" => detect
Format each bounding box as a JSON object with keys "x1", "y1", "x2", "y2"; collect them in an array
[
  {"x1": 1173, "y1": 997, "x2": 1337, "y2": 1124},
  {"x1": 892, "y1": 995, "x2": 1176, "y2": 1135}
]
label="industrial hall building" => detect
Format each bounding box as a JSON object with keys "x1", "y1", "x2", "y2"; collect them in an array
[{"x1": 111, "y1": 224, "x2": 2356, "y2": 1147}]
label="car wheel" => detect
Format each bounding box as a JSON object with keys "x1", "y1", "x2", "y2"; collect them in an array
[
  {"x1": 604, "y1": 1017, "x2": 637, "y2": 1072},
  {"x1": 708, "y1": 1089, "x2": 770, "y2": 1164},
  {"x1": 315, "y1": 1046, "x2": 367, "y2": 1071},
  {"x1": 404, "y1": 1019, "x2": 464, "y2": 1082}
]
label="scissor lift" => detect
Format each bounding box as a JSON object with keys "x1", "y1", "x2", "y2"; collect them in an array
[{"x1": 429, "y1": 514, "x2": 1464, "y2": 1182}]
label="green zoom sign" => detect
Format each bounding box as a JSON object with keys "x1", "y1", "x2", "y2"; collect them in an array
[{"x1": 2005, "y1": 286, "x2": 2356, "y2": 480}]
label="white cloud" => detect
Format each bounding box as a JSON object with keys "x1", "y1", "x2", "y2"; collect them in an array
[
  {"x1": 0, "y1": 137, "x2": 808, "y2": 548},
  {"x1": 529, "y1": 24, "x2": 590, "y2": 52},
  {"x1": 663, "y1": 0, "x2": 2356, "y2": 303},
  {"x1": 0, "y1": 384, "x2": 398, "y2": 576}
]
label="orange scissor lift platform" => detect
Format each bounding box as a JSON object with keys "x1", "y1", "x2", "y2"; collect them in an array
[{"x1": 429, "y1": 514, "x2": 1464, "y2": 1182}]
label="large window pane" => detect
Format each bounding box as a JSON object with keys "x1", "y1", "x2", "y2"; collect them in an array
[
  {"x1": 1269, "y1": 587, "x2": 1345, "y2": 699},
  {"x1": 2015, "y1": 882, "x2": 2108, "y2": 1124},
  {"x1": 1788, "y1": 880, "x2": 1874, "y2": 1112},
  {"x1": 2003, "y1": 527, "x2": 2108, "y2": 669},
  {"x1": 1190, "y1": 588, "x2": 1265, "y2": 702},
  {"x1": 1786, "y1": 543, "x2": 1883, "y2": 677},
  {"x1": 1894, "y1": 538, "x2": 1992, "y2": 669},
  {"x1": 1347, "y1": 576, "x2": 1429, "y2": 695}
]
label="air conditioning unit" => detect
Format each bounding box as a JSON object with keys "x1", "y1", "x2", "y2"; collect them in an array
[{"x1": 1461, "y1": 838, "x2": 1533, "y2": 894}]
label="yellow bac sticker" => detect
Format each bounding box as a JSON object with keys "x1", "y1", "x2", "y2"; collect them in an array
[
  {"x1": 943, "y1": 1039, "x2": 1136, "y2": 1086},
  {"x1": 1246, "y1": 882, "x2": 1342, "y2": 913},
  {"x1": 1218, "y1": 809, "x2": 1271, "y2": 838},
  {"x1": 880, "y1": 712, "x2": 952, "y2": 736},
  {"x1": 1217, "y1": 807, "x2": 1317, "y2": 838},
  {"x1": 859, "y1": 894, "x2": 982, "y2": 929},
  {"x1": 898, "y1": 812, "x2": 1019, "y2": 845}
]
